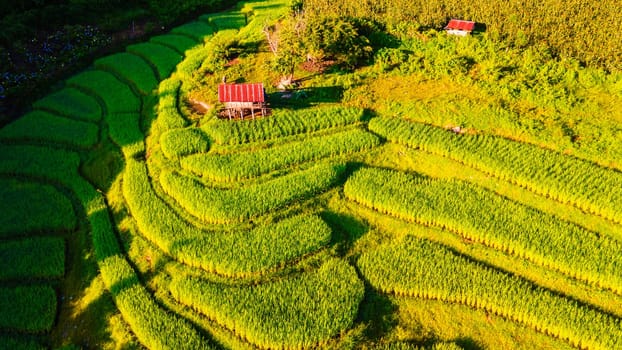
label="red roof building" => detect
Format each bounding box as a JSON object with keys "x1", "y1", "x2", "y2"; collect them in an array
[
  {"x1": 218, "y1": 83, "x2": 265, "y2": 103},
  {"x1": 444, "y1": 19, "x2": 476, "y2": 36},
  {"x1": 218, "y1": 83, "x2": 267, "y2": 119}
]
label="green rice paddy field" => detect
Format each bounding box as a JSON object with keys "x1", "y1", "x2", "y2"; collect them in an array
[{"x1": 1, "y1": 1, "x2": 621, "y2": 349}]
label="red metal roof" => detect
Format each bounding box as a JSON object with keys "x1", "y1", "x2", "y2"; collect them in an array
[
  {"x1": 218, "y1": 83, "x2": 265, "y2": 103},
  {"x1": 445, "y1": 19, "x2": 476, "y2": 32}
]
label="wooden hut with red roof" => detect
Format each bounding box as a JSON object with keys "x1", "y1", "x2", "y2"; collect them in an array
[
  {"x1": 218, "y1": 82, "x2": 267, "y2": 120},
  {"x1": 444, "y1": 19, "x2": 476, "y2": 36}
]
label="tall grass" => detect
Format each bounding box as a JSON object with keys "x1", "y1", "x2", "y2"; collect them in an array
[
  {"x1": 32, "y1": 87, "x2": 102, "y2": 122},
  {"x1": 0, "y1": 110, "x2": 99, "y2": 148},
  {"x1": 150, "y1": 34, "x2": 199, "y2": 54},
  {"x1": 0, "y1": 237, "x2": 64, "y2": 280},
  {"x1": 203, "y1": 107, "x2": 366, "y2": 145},
  {"x1": 0, "y1": 286, "x2": 56, "y2": 332},
  {"x1": 171, "y1": 21, "x2": 215, "y2": 42},
  {"x1": 126, "y1": 43, "x2": 183, "y2": 80},
  {"x1": 0, "y1": 178, "x2": 76, "y2": 238},
  {"x1": 67, "y1": 70, "x2": 141, "y2": 114},
  {"x1": 124, "y1": 158, "x2": 331, "y2": 275},
  {"x1": 0, "y1": 144, "x2": 212, "y2": 349},
  {"x1": 95, "y1": 53, "x2": 159, "y2": 95},
  {"x1": 369, "y1": 116, "x2": 622, "y2": 223},
  {"x1": 359, "y1": 236, "x2": 622, "y2": 350},
  {"x1": 170, "y1": 259, "x2": 364, "y2": 348},
  {"x1": 181, "y1": 128, "x2": 379, "y2": 181},
  {"x1": 345, "y1": 167, "x2": 622, "y2": 293},
  {"x1": 160, "y1": 127, "x2": 211, "y2": 160},
  {"x1": 160, "y1": 162, "x2": 345, "y2": 223}
]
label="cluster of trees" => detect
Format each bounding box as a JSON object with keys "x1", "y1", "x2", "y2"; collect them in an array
[
  {"x1": 265, "y1": 6, "x2": 381, "y2": 79},
  {"x1": 301, "y1": 0, "x2": 621, "y2": 71}
]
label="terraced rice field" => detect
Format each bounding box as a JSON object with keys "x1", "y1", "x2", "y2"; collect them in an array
[{"x1": 1, "y1": 0, "x2": 621, "y2": 349}]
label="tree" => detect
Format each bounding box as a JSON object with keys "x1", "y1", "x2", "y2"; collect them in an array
[{"x1": 305, "y1": 17, "x2": 373, "y2": 68}]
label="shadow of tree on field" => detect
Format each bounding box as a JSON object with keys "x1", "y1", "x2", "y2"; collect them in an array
[{"x1": 267, "y1": 86, "x2": 344, "y2": 109}]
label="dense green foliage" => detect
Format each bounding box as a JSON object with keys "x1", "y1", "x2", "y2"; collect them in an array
[
  {"x1": 95, "y1": 53, "x2": 159, "y2": 95},
  {"x1": 203, "y1": 106, "x2": 366, "y2": 145},
  {"x1": 160, "y1": 128, "x2": 211, "y2": 160},
  {"x1": 160, "y1": 163, "x2": 345, "y2": 223},
  {"x1": 302, "y1": 0, "x2": 622, "y2": 71},
  {"x1": 345, "y1": 167, "x2": 622, "y2": 293},
  {"x1": 170, "y1": 214, "x2": 333, "y2": 276},
  {"x1": 0, "y1": 110, "x2": 211, "y2": 350},
  {"x1": 150, "y1": 34, "x2": 199, "y2": 55},
  {"x1": 376, "y1": 342, "x2": 463, "y2": 350},
  {"x1": 182, "y1": 128, "x2": 379, "y2": 180},
  {"x1": 200, "y1": 12, "x2": 247, "y2": 31},
  {"x1": 0, "y1": 110, "x2": 99, "y2": 148},
  {"x1": 98, "y1": 256, "x2": 215, "y2": 350},
  {"x1": 369, "y1": 117, "x2": 622, "y2": 223},
  {"x1": 31, "y1": 87, "x2": 102, "y2": 122},
  {"x1": 359, "y1": 237, "x2": 622, "y2": 350},
  {"x1": 105, "y1": 113, "x2": 145, "y2": 157},
  {"x1": 171, "y1": 21, "x2": 215, "y2": 42},
  {"x1": 0, "y1": 237, "x2": 65, "y2": 280},
  {"x1": 0, "y1": 178, "x2": 76, "y2": 238},
  {"x1": 67, "y1": 70, "x2": 140, "y2": 113},
  {"x1": 0, "y1": 286, "x2": 56, "y2": 332},
  {"x1": 304, "y1": 16, "x2": 374, "y2": 67},
  {"x1": 170, "y1": 259, "x2": 364, "y2": 348},
  {"x1": 2, "y1": 0, "x2": 621, "y2": 348},
  {"x1": 126, "y1": 43, "x2": 183, "y2": 81},
  {"x1": 0, "y1": 335, "x2": 45, "y2": 350},
  {"x1": 124, "y1": 159, "x2": 330, "y2": 275}
]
